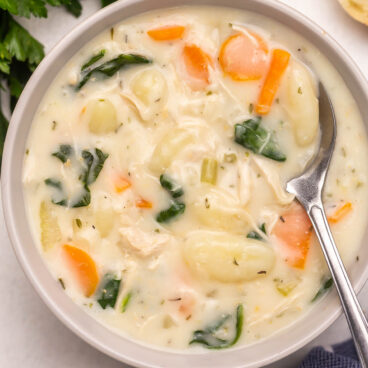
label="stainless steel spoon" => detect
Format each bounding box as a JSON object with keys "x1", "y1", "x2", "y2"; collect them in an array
[{"x1": 286, "y1": 82, "x2": 368, "y2": 366}]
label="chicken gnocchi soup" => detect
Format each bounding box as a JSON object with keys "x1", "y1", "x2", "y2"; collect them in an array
[{"x1": 23, "y1": 7, "x2": 368, "y2": 350}]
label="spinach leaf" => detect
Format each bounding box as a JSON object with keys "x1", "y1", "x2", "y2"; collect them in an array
[
  {"x1": 160, "y1": 174, "x2": 184, "y2": 198},
  {"x1": 44, "y1": 178, "x2": 67, "y2": 206},
  {"x1": 311, "y1": 277, "x2": 333, "y2": 302},
  {"x1": 81, "y1": 49, "x2": 106, "y2": 71},
  {"x1": 190, "y1": 304, "x2": 244, "y2": 349},
  {"x1": 92, "y1": 148, "x2": 109, "y2": 183},
  {"x1": 70, "y1": 185, "x2": 91, "y2": 208},
  {"x1": 52, "y1": 144, "x2": 73, "y2": 163},
  {"x1": 44, "y1": 178, "x2": 63, "y2": 190},
  {"x1": 80, "y1": 148, "x2": 108, "y2": 185},
  {"x1": 121, "y1": 291, "x2": 132, "y2": 313},
  {"x1": 77, "y1": 53, "x2": 151, "y2": 90},
  {"x1": 247, "y1": 223, "x2": 266, "y2": 241},
  {"x1": 234, "y1": 117, "x2": 286, "y2": 162},
  {"x1": 156, "y1": 200, "x2": 185, "y2": 223},
  {"x1": 97, "y1": 274, "x2": 121, "y2": 309},
  {"x1": 47, "y1": 146, "x2": 108, "y2": 207}
]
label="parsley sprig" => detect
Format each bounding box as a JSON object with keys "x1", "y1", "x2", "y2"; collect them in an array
[{"x1": 0, "y1": 0, "x2": 117, "y2": 171}]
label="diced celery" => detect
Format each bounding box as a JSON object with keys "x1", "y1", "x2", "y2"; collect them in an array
[{"x1": 201, "y1": 158, "x2": 218, "y2": 185}]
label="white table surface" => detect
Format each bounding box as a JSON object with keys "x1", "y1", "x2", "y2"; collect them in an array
[{"x1": 1, "y1": 1, "x2": 368, "y2": 367}]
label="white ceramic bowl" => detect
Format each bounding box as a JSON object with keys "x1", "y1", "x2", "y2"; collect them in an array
[{"x1": 2, "y1": 0, "x2": 368, "y2": 367}]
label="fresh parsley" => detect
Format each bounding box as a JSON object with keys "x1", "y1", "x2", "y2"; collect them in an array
[{"x1": 0, "y1": 0, "x2": 118, "y2": 172}]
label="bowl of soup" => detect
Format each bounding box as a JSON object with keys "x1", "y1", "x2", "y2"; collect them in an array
[{"x1": 2, "y1": 0, "x2": 368, "y2": 367}]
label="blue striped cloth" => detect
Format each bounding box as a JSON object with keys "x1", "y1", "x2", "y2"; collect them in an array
[{"x1": 300, "y1": 340, "x2": 360, "y2": 368}]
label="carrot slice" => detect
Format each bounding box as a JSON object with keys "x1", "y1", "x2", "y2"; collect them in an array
[
  {"x1": 182, "y1": 44, "x2": 212, "y2": 89},
  {"x1": 328, "y1": 202, "x2": 352, "y2": 224},
  {"x1": 114, "y1": 176, "x2": 131, "y2": 193},
  {"x1": 63, "y1": 244, "x2": 99, "y2": 297},
  {"x1": 273, "y1": 202, "x2": 312, "y2": 269},
  {"x1": 255, "y1": 48, "x2": 290, "y2": 115},
  {"x1": 219, "y1": 31, "x2": 269, "y2": 81},
  {"x1": 147, "y1": 25, "x2": 185, "y2": 41},
  {"x1": 136, "y1": 198, "x2": 153, "y2": 209}
]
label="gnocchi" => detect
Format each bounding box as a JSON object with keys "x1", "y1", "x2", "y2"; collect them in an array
[
  {"x1": 183, "y1": 232, "x2": 275, "y2": 282},
  {"x1": 86, "y1": 99, "x2": 119, "y2": 135},
  {"x1": 283, "y1": 61, "x2": 319, "y2": 146}
]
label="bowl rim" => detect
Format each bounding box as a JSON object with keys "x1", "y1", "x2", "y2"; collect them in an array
[{"x1": 2, "y1": 0, "x2": 368, "y2": 367}]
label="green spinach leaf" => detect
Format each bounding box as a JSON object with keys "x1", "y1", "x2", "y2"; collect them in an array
[
  {"x1": 81, "y1": 49, "x2": 106, "y2": 71},
  {"x1": 47, "y1": 146, "x2": 108, "y2": 207},
  {"x1": 311, "y1": 277, "x2": 333, "y2": 302},
  {"x1": 234, "y1": 117, "x2": 286, "y2": 162},
  {"x1": 97, "y1": 274, "x2": 121, "y2": 309},
  {"x1": 156, "y1": 200, "x2": 185, "y2": 223},
  {"x1": 70, "y1": 185, "x2": 91, "y2": 208},
  {"x1": 159, "y1": 173, "x2": 184, "y2": 198},
  {"x1": 44, "y1": 177, "x2": 67, "y2": 205},
  {"x1": 247, "y1": 223, "x2": 266, "y2": 241},
  {"x1": 52, "y1": 144, "x2": 73, "y2": 163},
  {"x1": 77, "y1": 53, "x2": 151, "y2": 90},
  {"x1": 190, "y1": 304, "x2": 244, "y2": 349}
]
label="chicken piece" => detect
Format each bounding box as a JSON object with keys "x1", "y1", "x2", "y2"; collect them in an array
[{"x1": 119, "y1": 227, "x2": 171, "y2": 257}]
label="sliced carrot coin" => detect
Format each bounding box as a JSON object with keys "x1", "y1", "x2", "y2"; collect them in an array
[
  {"x1": 182, "y1": 44, "x2": 213, "y2": 89},
  {"x1": 114, "y1": 176, "x2": 131, "y2": 193},
  {"x1": 147, "y1": 25, "x2": 186, "y2": 41},
  {"x1": 273, "y1": 202, "x2": 312, "y2": 269},
  {"x1": 255, "y1": 48, "x2": 290, "y2": 115},
  {"x1": 219, "y1": 31, "x2": 269, "y2": 81},
  {"x1": 136, "y1": 198, "x2": 153, "y2": 209},
  {"x1": 63, "y1": 244, "x2": 99, "y2": 297},
  {"x1": 328, "y1": 202, "x2": 352, "y2": 224}
]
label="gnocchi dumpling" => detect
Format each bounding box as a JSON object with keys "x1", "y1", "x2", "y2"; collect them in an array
[
  {"x1": 87, "y1": 99, "x2": 118, "y2": 134},
  {"x1": 183, "y1": 231, "x2": 275, "y2": 282},
  {"x1": 191, "y1": 186, "x2": 249, "y2": 234},
  {"x1": 95, "y1": 208, "x2": 116, "y2": 238},
  {"x1": 131, "y1": 68, "x2": 167, "y2": 107},
  {"x1": 149, "y1": 128, "x2": 194, "y2": 173},
  {"x1": 39, "y1": 201, "x2": 62, "y2": 251},
  {"x1": 283, "y1": 61, "x2": 319, "y2": 146}
]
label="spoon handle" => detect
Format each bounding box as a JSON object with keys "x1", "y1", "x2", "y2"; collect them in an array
[{"x1": 309, "y1": 204, "x2": 368, "y2": 367}]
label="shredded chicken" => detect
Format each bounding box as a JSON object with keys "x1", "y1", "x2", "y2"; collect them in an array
[
  {"x1": 119, "y1": 227, "x2": 172, "y2": 257},
  {"x1": 252, "y1": 156, "x2": 295, "y2": 205}
]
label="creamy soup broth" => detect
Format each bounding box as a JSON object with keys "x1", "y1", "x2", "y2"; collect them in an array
[{"x1": 23, "y1": 6, "x2": 368, "y2": 350}]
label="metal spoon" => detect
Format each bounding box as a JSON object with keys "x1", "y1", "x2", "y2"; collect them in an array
[{"x1": 286, "y1": 82, "x2": 368, "y2": 366}]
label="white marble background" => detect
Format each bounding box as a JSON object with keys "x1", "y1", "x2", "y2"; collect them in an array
[{"x1": 1, "y1": 0, "x2": 367, "y2": 367}]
